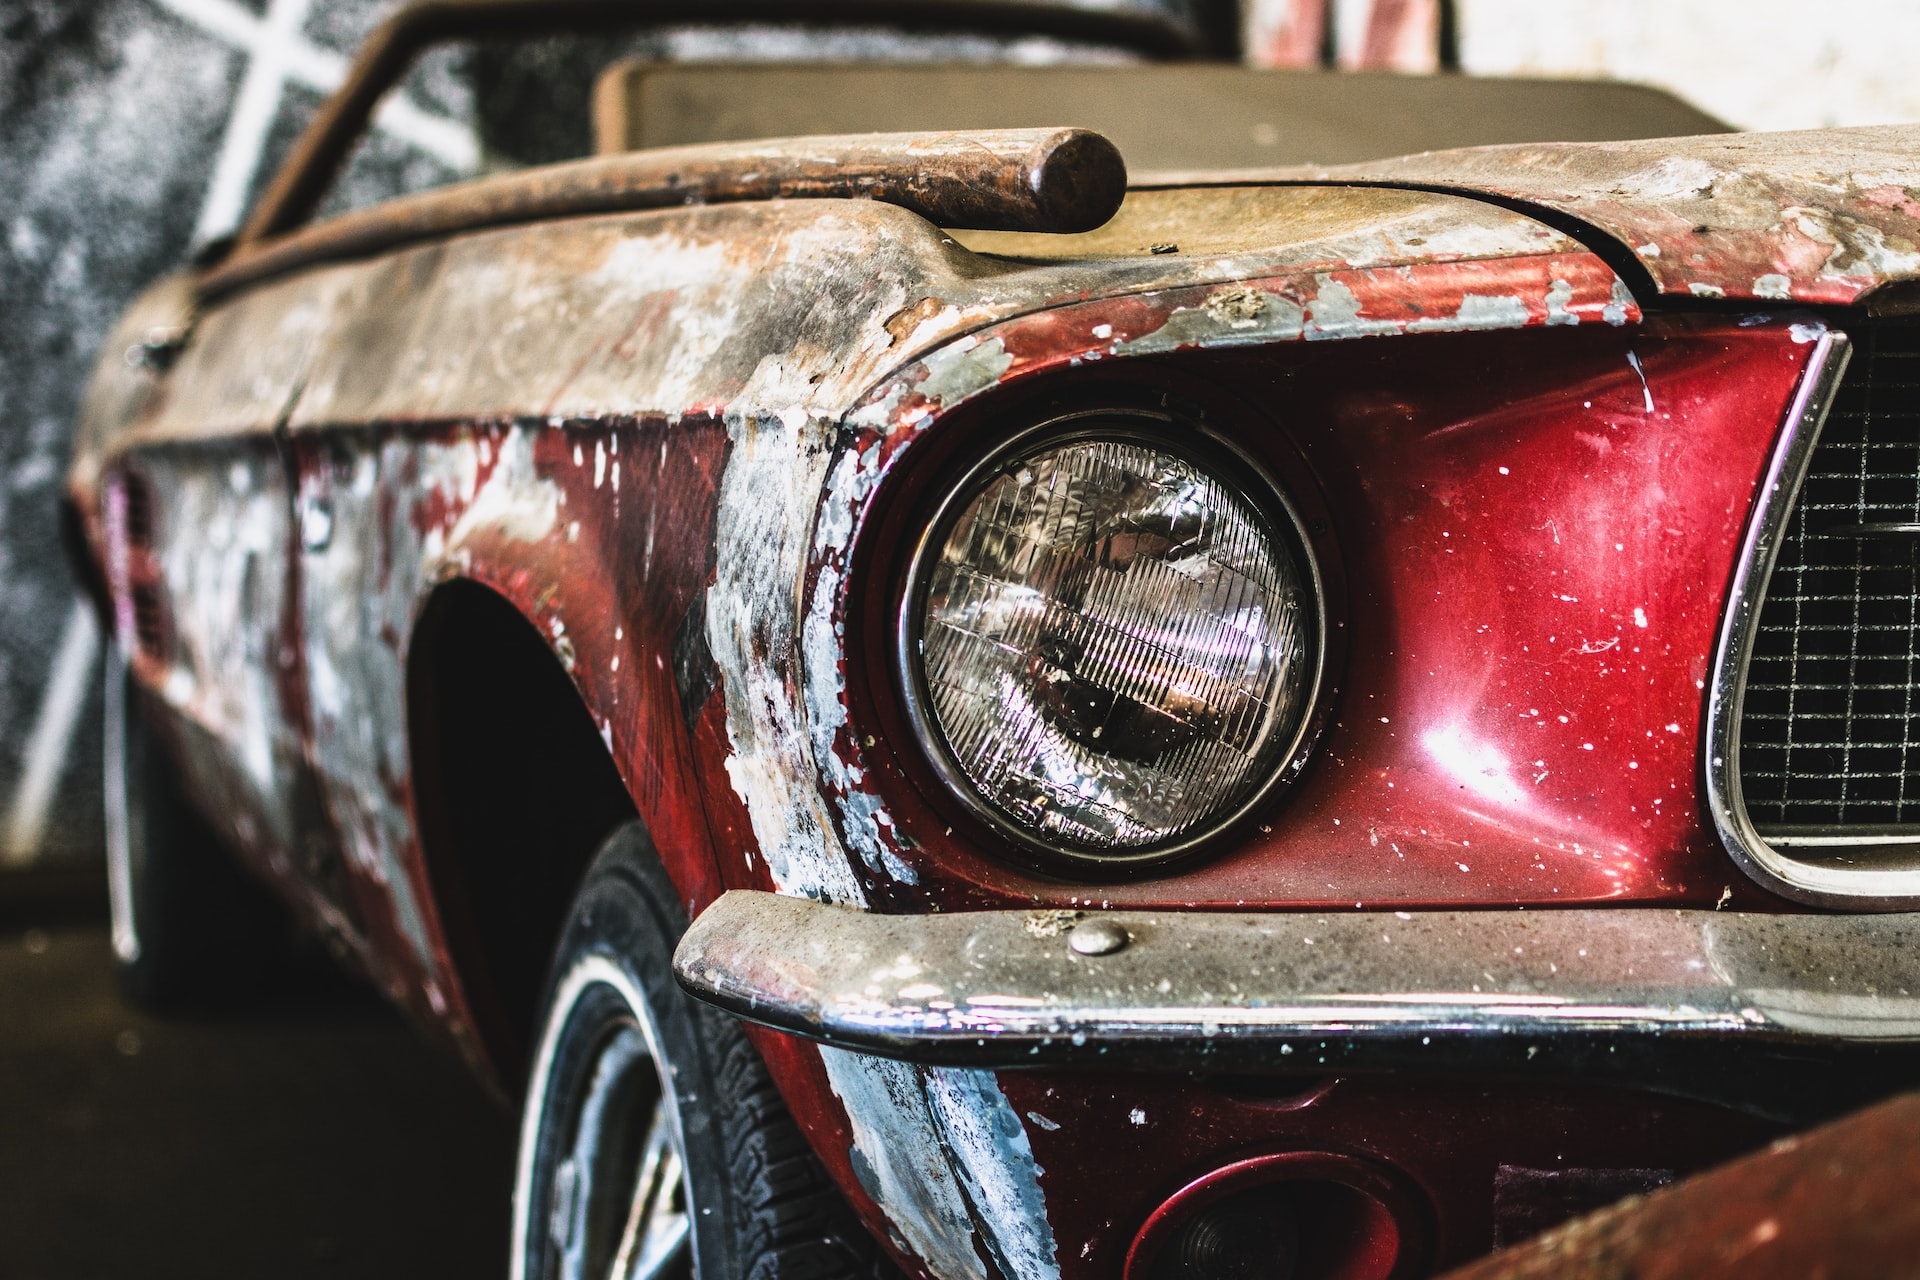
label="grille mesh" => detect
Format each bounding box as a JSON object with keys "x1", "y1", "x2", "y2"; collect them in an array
[{"x1": 1740, "y1": 322, "x2": 1920, "y2": 829}]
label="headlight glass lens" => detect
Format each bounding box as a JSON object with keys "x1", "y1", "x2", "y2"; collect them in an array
[{"x1": 915, "y1": 429, "x2": 1316, "y2": 855}]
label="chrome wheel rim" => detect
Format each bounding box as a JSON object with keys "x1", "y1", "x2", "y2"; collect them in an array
[{"x1": 516, "y1": 956, "x2": 695, "y2": 1280}]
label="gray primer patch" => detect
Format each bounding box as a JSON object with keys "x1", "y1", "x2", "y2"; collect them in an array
[
  {"x1": 1304, "y1": 278, "x2": 1404, "y2": 341},
  {"x1": 915, "y1": 335, "x2": 1013, "y2": 408},
  {"x1": 706, "y1": 411, "x2": 866, "y2": 905},
  {"x1": 1407, "y1": 292, "x2": 1533, "y2": 333},
  {"x1": 1117, "y1": 289, "x2": 1306, "y2": 356},
  {"x1": 822, "y1": 1050, "x2": 989, "y2": 1280},
  {"x1": 1604, "y1": 278, "x2": 1636, "y2": 326},
  {"x1": 821, "y1": 1050, "x2": 1060, "y2": 1280},
  {"x1": 804, "y1": 438, "x2": 915, "y2": 885},
  {"x1": 924, "y1": 1066, "x2": 1061, "y2": 1280},
  {"x1": 1545, "y1": 279, "x2": 1581, "y2": 326}
]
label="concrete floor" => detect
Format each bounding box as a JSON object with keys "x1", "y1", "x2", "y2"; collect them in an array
[{"x1": 0, "y1": 877, "x2": 515, "y2": 1279}]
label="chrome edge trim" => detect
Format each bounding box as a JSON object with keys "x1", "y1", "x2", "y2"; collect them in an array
[
  {"x1": 675, "y1": 890, "x2": 1920, "y2": 1117},
  {"x1": 1701, "y1": 329, "x2": 1920, "y2": 907}
]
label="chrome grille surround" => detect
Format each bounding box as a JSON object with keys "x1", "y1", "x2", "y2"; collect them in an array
[
  {"x1": 1709, "y1": 325, "x2": 1920, "y2": 906},
  {"x1": 1743, "y1": 321, "x2": 1920, "y2": 833}
]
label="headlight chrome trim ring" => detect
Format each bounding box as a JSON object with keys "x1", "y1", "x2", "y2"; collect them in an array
[{"x1": 894, "y1": 406, "x2": 1329, "y2": 873}]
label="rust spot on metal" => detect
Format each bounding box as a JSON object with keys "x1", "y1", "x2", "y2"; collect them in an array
[
  {"x1": 1022, "y1": 909, "x2": 1086, "y2": 938},
  {"x1": 885, "y1": 297, "x2": 952, "y2": 346}
]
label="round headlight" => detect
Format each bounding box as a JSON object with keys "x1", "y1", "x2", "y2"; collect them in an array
[{"x1": 901, "y1": 412, "x2": 1321, "y2": 865}]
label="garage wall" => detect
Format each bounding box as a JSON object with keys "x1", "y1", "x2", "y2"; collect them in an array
[
  {"x1": 0, "y1": 0, "x2": 471, "y2": 871},
  {"x1": 1245, "y1": 0, "x2": 1920, "y2": 129},
  {"x1": 1453, "y1": 0, "x2": 1920, "y2": 132}
]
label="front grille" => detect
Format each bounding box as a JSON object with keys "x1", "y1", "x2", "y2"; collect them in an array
[{"x1": 1739, "y1": 321, "x2": 1920, "y2": 830}]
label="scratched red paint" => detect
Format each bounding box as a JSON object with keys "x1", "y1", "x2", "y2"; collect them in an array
[{"x1": 832, "y1": 293, "x2": 1809, "y2": 913}]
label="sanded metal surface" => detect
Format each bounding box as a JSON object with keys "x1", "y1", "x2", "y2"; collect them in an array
[
  {"x1": 597, "y1": 62, "x2": 1731, "y2": 172},
  {"x1": 1439, "y1": 1090, "x2": 1920, "y2": 1280},
  {"x1": 201, "y1": 127, "x2": 1128, "y2": 301},
  {"x1": 1151, "y1": 125, "x2": 1920, "y2": 306},
  {"x1": 676, "y1": 890, "x2": 1920, "y2": 1113}
]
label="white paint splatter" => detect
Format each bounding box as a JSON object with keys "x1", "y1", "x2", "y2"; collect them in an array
[{"x1": 1626, "y1": 350, "x2": 1655, "y2": 413}]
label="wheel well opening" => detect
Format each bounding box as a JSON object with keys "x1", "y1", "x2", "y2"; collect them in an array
[{"x1": 408, "y1": 579, "x2": 637, "y2": 1088}]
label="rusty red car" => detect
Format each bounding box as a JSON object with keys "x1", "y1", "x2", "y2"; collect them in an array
[{"x1": 66, "y1": 4, "x2": 1920, "y2": 1278}]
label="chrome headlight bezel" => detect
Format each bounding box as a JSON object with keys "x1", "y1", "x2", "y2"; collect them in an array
[{"x1": 894, "y1": 406, "x2": 1329, "y2": 873}]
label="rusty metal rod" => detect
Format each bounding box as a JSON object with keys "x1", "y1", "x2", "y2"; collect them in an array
[
  {"x1": 199, "y1": 128, "x2": 1128, "y2": 301},
  {"x1": 235, "y1": 0, "x2": 1201, "y2": 249}
]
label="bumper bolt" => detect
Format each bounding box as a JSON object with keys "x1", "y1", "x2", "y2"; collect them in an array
[{"x1": 1068, "y1": 918, "x2": 1129, "y2": 956}]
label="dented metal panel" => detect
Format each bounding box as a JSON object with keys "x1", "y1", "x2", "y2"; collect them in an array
[{"x1": 1148, "y1": 124, "x2": 1920, "y2": 306}]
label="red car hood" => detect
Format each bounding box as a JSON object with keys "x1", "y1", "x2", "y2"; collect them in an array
[{"x1": 1150, "y1": 124, "x2": 1920, "y2": 308}]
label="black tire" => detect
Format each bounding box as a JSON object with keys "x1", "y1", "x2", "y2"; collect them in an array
[
  {"x1": 105, "y1": 648, "x2": 290, "y2": 1010},
  {"x1": 513, "y1": 821, "x2": 897, "y2": 1280}
]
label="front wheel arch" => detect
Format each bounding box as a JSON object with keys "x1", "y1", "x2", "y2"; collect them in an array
[{"x1": 407, "y1": 577, "x2": 638, "y2": 1085}]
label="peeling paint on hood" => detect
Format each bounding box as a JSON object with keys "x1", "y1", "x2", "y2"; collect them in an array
[{"x1": 1174, "y1": 124, "x2": 1920, "y2": 306}]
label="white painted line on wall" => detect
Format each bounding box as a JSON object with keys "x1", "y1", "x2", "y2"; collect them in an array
[
  {"x1": 3, "y1": 601, "x2": 101, "y2": 867},
  {"x1": 190, "y1": 0, "x2": 316, "y2": 245},
  {"x1": 373, "y1": 95, "x2": 481, "y2": 168},
  {"x1": 152, "y1": 0, "x2": 477, "y2": 243}
]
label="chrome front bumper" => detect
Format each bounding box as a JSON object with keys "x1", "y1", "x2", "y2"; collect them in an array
[{"x1": 674, "y1": 891, "x2": 1920, "y2": 1120}]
